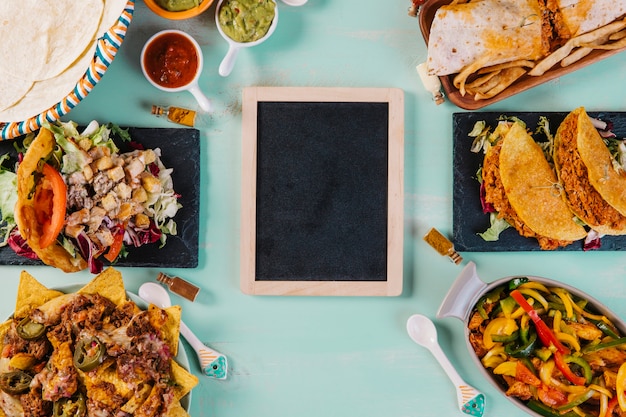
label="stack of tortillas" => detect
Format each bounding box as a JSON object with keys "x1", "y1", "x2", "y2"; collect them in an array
[{"x1": 0, "y1": 0, "x2": 128, "y2": 123}]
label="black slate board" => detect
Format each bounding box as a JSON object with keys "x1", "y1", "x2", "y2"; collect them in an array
[
  {"x1": 453, "y1": 111, "x2": 626, "y2": 252},
  {"x1": 0, "y1": 126, "x2": 200, "y2": 268}
]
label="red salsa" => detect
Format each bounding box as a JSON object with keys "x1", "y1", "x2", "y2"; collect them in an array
[{"x1": 143, "y1": 32, "x2": 199, "y2": 89}]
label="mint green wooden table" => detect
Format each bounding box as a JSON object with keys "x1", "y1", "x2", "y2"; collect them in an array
[{"x1": 3, "y1": 1, "x2": 626, "y2": 416}]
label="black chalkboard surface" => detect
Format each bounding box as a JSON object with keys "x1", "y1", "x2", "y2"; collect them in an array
[{"x1": 241, "y1": 87, "x2": 404, "y2": 296}]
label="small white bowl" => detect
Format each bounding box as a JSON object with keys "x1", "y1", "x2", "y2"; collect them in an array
[
  {"x1": 215, "y1": 0, "x2": 279, "y2": 77},
  {"x1": 140, "y1": 29, "x2": 213, "y2": 112}
]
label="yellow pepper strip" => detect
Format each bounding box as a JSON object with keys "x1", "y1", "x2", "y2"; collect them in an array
[
  {"x1": 600, "y1": 393, "x2": 609, "y2": 417},
  {"x1": 518, "y1": 288, "x2": 549, "y2": 311},
  {"x1": 616, "y1": 361, "x2": 626, "y2": 411},
  {"x1": 519, "y1": 281, "x2": 551, "y2": 294},
  {"x1": 572, "y1": 406, "x2": 587, "y2": 417},
  {"x1": 553, "y1": 309, "x2": 563, "y2": 334},
  {"x1": 493, "y1": 360, "x2": 517, "y2": 377},
  {"x1": 511, "y1": 305, "x2": 526, "y2": 320},
  {"x1": 569, "y1": 297, "x2": 607, "y2": 321},
  {"x1": 552, "y1": 288, "x2": 575, "y2": 320},
  {"x1": 483, "y1": 317, "x2": 518, "y2": 349},
  {"x1": 589, "y1": 384, "x2": 613, "y2": 398},
  {"x1": 557, "y1": 332, "x2": 581, "y2": 352},
  {"x1": 481, "y1": 345, "x2": 507, "y2": 368}
]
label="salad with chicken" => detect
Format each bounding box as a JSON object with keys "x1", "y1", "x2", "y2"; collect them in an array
[{"x1": 0, "y1": 120, "x2": 181, "y2": 273}]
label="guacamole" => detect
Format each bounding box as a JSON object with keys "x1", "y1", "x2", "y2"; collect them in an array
[
  {"x1": 218, "y1": 0, "x2": 276, "y2": 43},
  {"x1": 156, "y1": 0, "x2": 201, "y2": 12}
]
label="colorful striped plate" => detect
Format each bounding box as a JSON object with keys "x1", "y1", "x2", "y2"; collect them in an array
[{"x1": 0, "y1": 0, "x2": 135, "y2": 140}]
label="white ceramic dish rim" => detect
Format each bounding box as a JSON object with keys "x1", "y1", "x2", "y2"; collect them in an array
[{"x1": 437, "y1": 261, "x2": 626, "y2": 417}]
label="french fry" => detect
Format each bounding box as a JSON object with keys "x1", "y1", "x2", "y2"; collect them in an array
[
  {"x1": 560, "y1": 47, "x2": 593, "y2": 67},
  {"x1": 453, "y1": 54, "x2": 491, "y2": 96},
  {"x1": 473, "y1": 67, "x2": 527, "y2": 100},
  {"x1": 528, "y1": 40, "x2": 575, "y2": 76},
  {"x1": 610, "y1": 29, "x2": 626, "y2": 41},
  {"x1": 477, "y1": 60, "x2": 535, "y2": 74},
  {"x1": 581, "y1": 36, "x2": 626, "y2": 50},
  {"x1": 465, "y1": 70, "x2": 501, "y2": 90}
]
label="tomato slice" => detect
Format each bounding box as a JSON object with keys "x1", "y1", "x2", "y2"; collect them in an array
[
  {"x1": 104, "y1": 229, "x2": 125, "y2": 262},
  {"x1": 33, "y1": 163, "x2": 67, "y2": 249}
]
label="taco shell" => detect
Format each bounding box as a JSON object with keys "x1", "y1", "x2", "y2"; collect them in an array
[
  {"x1": 14, "y1": 127, "x2": 87, "y2": 272},
  {"x1": 499, "y1": 121, "x2": 587, "y2": 242},
  {"x1": 576, "y1": 108, "x2": 626, "y2": 217},
  {"x1": 554, "y1": 107, "x2": 626, "y2": 235}
]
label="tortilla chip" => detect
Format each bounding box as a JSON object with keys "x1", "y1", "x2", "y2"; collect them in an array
[
  {"x1": 14, "y1": 270, "x2": 64, "y2": 318},
  {"x1": 78, "y1": 267, "x2": 127, "y2": 306},
  {"x1": 167, "y1": 400, "x2": 191, "y2": 417},
  {"x1": 15, "y1": 127, "x2": 87, "y2": 272},
  {"x1": 162, "y1": 305, "x2": 182, "y2": 357},
  {"x1": 575, "y1": 108, "x2": 626, "y2": 218},
  {"x1": 170, "y1": 360, "x2": 199, "y2": 401},
  {"x1": 499, "y1": 122, "x2": 587, "y2": 241}
]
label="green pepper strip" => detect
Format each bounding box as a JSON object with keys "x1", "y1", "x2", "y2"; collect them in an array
[
  {"x1": 563, "y1": 355, "x2": 592, "y2": 385},
  {"x1": 582, "y1": 336, "x2": 626, "y2": 353},
  {"x1": 556, "y1": 388, "x2": 595, "y2": 412},
  {"x1": 590, "y1": 319, "x2": 621, "y2": 339},
  {"x1": 505, "y1": 329, "x2": 537, "y2": 358},
  {"x1": 526, "y1": 400, "x2": 579, "y2": 417},
  {"x1": 492, "y1": 330, "x2": 520, "y2": 343},
  {"x1": 508, "y1": 277, "x2": 529, "y2": 290}
]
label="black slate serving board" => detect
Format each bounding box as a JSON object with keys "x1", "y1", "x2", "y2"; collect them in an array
[
  {"x1": 453, "y1": 111, "x2": 626, "y2": 252},
  {"x1": 0, "y1": 126, "x2": 200, "y2": 268}
]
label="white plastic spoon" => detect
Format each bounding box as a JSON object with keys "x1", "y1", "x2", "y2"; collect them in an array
[
  {"x1": 139, "y1": 283, "x2": 228, "y2": 379},
  {"x1": 406, "y1": 314, "x2": 485, "y2": 417}
]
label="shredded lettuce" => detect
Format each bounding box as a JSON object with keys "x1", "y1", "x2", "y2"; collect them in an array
[
  {"x1": 0, "y1": 154, "x2": 18, "y2": 247},
  {"x1": 478, "y1": 213, "x2": 511, "y2": 241}
]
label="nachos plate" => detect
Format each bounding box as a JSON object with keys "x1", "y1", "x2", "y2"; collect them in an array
[{"x1": 0, "y1": 268, "x2": 198, "y2": 416}]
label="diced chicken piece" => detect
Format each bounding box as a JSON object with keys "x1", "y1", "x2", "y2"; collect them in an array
[
  {"x1": 134, "y1": 213, "x2": 150, "y2": 229},
  {"x1": 88, "y1": 206, "x2": 107, "y2": 232},
  {"x1": 100, "y1": 192, "x2": 118, "y2": 214},
  {"x1": 142, "y1": 149, "x2": 157, "y2": 165},
  {"x1": 68, "y1": 171, "x2": 86, "y2": 185},
  {"x1": 82, "y1": 165, "x2": 93, "y2": 182},
  {"x1": 125, "y1": 158, "x2": 145, "y2": 179},
  {"x1": 568, "y1": 321, "x2": 603, "y2": 341},
  {"x1": 64, "y1": 224, "x2": 85, "y2": 239},
  {"x1": 88, "y1": 146, "x2": 106, "y2": 160},
  {"x1": 107, "y1": 166, "x2": 125, "y2": 183},
  {"x1": 94, "y1": 228, "x2": 114, "y2": 247},
  {"x1": 505, "y1": 381, "x2": 533, "y2": 401},
  {"x1": 115, "y1": 182, "x2": 132, "y2": 200},
  {"x1": 132, "y1": 187, "x2": 148, "y2": 203},
  {"x1": 141, "y1": 174, "x2": 161, "y2": 194},
  {"x1": 66, "y1": 208, "x2": 90, "y2": 227},
  {"x1": 95, "y1": 155, "x2": 114, "y2": 172},
  {"x1": 78, "y1": 137, "x2": 92, "y2": 151},
  {"x1": 118, "y1": 202, "x2": 133, "y2": 222},
  {"x1": 468, "y1": 312, "x2": 484, "y2": 331}
]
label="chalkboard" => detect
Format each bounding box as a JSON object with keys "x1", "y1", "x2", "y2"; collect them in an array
[{"x1": 241, "y1": 87, "x2": 404, "y2": 296}]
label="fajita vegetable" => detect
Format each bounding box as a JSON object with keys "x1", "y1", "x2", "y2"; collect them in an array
[
  {"x1": 10, "y1": 120, "x2": 181, "y2": 273},
  {"x1": 469, "y1": 278, "x2": 626, "y2": 417}
]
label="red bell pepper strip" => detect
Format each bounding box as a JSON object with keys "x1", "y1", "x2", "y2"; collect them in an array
[
  {"x1": 510, "y1": 290, "x2": 569, "y2": 354},
  {"x1": 33, "y1": 163, "x2": 67, "y2": 249},
  {"x1": 554, "y1": 351, "x2": 587, "y2": 386}
]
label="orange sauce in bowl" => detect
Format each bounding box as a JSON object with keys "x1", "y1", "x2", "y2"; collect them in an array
[{"x1": 143, "y1": 32, "x2": 199, "y2": 89}]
